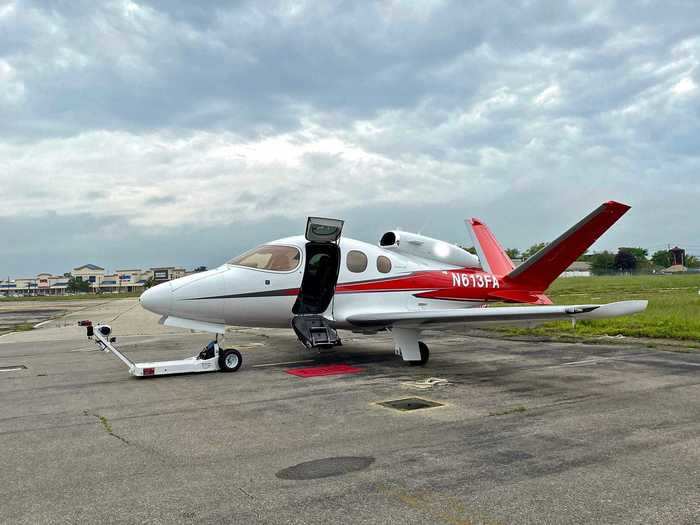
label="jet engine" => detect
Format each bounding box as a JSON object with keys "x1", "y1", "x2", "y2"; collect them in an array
[{"x1": 379, "y1": 230, "x2": 481, "y2": 268}]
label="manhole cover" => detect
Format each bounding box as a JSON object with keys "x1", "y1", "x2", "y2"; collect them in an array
[
  {"x1": 378, "y1": 397, "x2": 444, "y2": 411},
  {"x1": 276, "y1": 456, "x2": 374, "y2": 480},
  {"x1": 0, "y1": 365, "x2": 27, "y2": 373}
]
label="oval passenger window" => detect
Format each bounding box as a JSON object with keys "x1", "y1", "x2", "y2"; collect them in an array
[
  {"x1": 346, "y1": 250, "x2": 368, "y2": 273},
  {"x1": 377, "y1": 255, "x2": 392, "y2": 274}
]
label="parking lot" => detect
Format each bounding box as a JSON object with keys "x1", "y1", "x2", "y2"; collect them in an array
[{"x1": 1, "y1": 299, "x2": 699, "y2": 524}]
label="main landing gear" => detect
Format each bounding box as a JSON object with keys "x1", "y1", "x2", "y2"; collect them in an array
[
  {"x1": 408, "y1": 342, "x2": 430, "y2": 366},
  {"x1": 392, "y1": 327, "x2": 430, "y2": 366}
]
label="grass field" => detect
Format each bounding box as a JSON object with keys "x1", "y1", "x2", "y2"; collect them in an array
[{"x1": 505, "y1": 274, "x2": 700, "y2": 341}]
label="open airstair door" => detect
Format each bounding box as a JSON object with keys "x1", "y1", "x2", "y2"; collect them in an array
[{"x1": 292, "y1": 217, "x2": 344, "y2": 349}]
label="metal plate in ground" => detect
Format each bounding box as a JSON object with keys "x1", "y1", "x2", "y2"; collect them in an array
[
  {"x1": 378, "y1": 397, "x2": 444, "y2": 411},
  {"x1": 276, "y1": 456, "x2": 375, "y2": 480}
]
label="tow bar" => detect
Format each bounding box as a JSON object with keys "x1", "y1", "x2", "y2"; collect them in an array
[{"x1": 78, "y1": 321, "x2": 242, "y2": 377}]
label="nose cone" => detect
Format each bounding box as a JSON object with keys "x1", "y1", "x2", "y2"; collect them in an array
[{"x1": 139, "y1": 282, "x2": 172, "y2": 316}]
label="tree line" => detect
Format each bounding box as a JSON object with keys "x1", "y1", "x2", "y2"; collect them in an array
[
  {"x1": 580, "y1": 247, "x2": 698, "y2": 274},
  {"x1": 462, "y1": 244, "x2": 698, "y2": 274}
]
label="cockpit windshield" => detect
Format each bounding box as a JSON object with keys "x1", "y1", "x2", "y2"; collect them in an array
[{"x1": 227, "y1": 245, "x2": 301, "y2": 272}]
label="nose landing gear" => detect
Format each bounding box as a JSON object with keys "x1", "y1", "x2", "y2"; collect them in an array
[{"x1": 210, "y1": 334, "x2": 243, "y2": 372}]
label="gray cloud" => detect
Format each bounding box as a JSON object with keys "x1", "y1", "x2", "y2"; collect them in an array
[{"x1": 1, "y1": 0, "x2": 699, "y2": 276}]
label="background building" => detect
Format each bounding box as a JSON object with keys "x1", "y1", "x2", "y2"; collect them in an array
[
  {"x1": 0, "y1": 264, "x2": 187, "y2": 296},
  {"x1": 152, "y1": 267, "x2": 186, "y2": 284},
  {"x1": 72, "y1": 264, "x2": 106, "y2": 288},
  {"x1": 662, "y1": 246, "x2": 689, "y2": 273},
  {"x1": 561, "y1": 261, "x2": 592, "y2": 278},
  {"x1": 670, "y1": 247, "x2": 686, "y2": 266},
  {"x1": 99, "y1": 269, "x2": 154, "y2": 293}
]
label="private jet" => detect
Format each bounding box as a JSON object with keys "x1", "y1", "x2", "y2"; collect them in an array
[{"x1": 109, "y1": 200, "x2": 646, "y2": 375}]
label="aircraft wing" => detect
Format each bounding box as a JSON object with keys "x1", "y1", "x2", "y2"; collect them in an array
[{"x1": 346, "y1": 300, "x2": 648, "y2": 330}]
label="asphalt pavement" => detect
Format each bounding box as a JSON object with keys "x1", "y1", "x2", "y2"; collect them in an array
[{"x1": 1, "y1": 299, "x2": 699, "y2": 524}]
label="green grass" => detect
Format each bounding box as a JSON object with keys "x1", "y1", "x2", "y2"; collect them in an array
[
  {"x1": 12, "y1": 323, "x2": 35, "y2": 332},
  {"x1": 0, "y1": 292, "x2": 140, "y2": 302},
  {"x1": 503, "y1": 274, "x2": 700, "y2": 341},
  {"x1": 98, "y1": 415, "x2": 113, "y2": 434},
  {"x1": 0, "y1": 323, "x2": 35, "y2": 336}
]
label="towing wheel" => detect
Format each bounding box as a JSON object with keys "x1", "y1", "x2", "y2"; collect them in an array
[
  {"x1": 220, "y1": 349, "x2": 243, "y2": 372},
  {"x1": 409, "y1": 342, "x2": 430, "y2": 366}
]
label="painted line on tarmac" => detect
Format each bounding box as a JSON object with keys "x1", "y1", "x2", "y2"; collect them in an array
[
  {"x1": 674, "y1": 361, "x2": 700, "y2": 367},
  {"x1": 548, "y1": 353, "x2": 648, "y2": 368},
  {"x1": 549, "y1": 352, "x2": 700, "y2": 369},
  {"x1": 554, "y1": 358, "x2": 602, "y2": 367},
  {"x1": 644, "y1": 358, "x2": 700, "y2": 367},
  {"x1": 252, "y1": 359, "x2": 315, "y2": 368}
]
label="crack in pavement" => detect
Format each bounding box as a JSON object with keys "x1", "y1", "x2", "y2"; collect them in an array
[{"x1": 84, "y1": 409, "x2": 130, "y2": 445}]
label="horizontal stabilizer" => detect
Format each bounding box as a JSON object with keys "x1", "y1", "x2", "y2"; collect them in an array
[{"x1": 488, "y1": 290, "x2": 553, "y2": 305}]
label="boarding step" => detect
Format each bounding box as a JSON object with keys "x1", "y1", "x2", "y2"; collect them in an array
[{"x1": 291, "y1": 315, "x2": 340, "y2": 349}]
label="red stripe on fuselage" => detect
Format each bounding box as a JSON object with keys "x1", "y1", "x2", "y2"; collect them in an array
[
  {"x1": 335, "y1": 269, "x2": 509, "y2": 302},
  {"x1": 210, "y1": 269, "x2": 544, "y2": 304}
]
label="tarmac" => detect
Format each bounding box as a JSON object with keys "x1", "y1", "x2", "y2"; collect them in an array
[{"x1": 1, "y1": 298, "x2": 700, "y2": 524}]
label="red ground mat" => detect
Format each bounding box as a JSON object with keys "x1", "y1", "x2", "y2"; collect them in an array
[{"x1": 285, "y1": 364, "x2": 364, "y2": 378}]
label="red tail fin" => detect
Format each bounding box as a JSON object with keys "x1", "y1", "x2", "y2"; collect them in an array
[
  {"x1": 467, "y1": 218, "x2": 515, "y2": 276},
  {"x1": 505, "y1": 201, "x2": 630, "y2": 290}
]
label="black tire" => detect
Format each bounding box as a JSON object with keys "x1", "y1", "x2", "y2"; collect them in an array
[
  {"x1": 409, "y1": 342, "x2": 429, "y2": 366},
  {"x1": 219, "y1": 348, "x2": 243, "y2": 372}
]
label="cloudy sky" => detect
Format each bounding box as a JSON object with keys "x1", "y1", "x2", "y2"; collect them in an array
[{"x1": 1, "y1": 0, "x2": 699, "y2": 276}]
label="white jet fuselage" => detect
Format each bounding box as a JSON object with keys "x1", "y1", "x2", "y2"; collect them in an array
[{"x1": 140, "y1": 236, "x2": 480, "y2": 330}]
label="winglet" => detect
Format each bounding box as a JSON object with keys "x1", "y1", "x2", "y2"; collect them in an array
[
  {"x1": 467, "y1": 218, "x2": 515, "y2": 275},
  {"x1": 577, "y1": 300, "x2": 648, "y2": 319}
]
